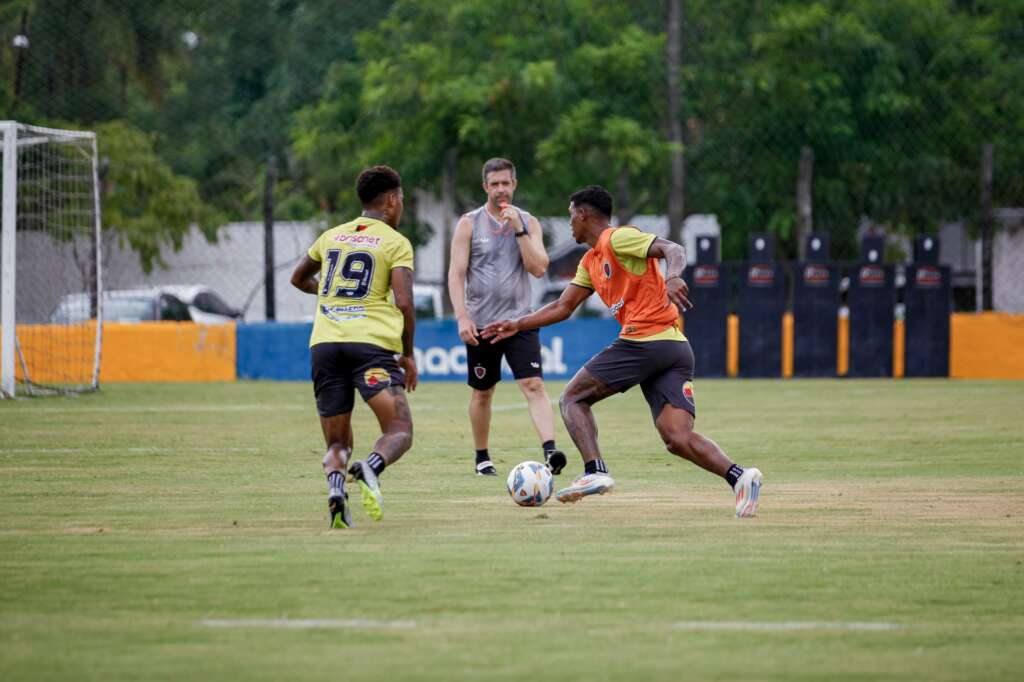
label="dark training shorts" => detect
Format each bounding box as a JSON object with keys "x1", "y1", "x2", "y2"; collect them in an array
[
  {"x1": 310, "y1": 342, "x2": 405, "y2": 417},
  {"x1": 584, "y1": 338, "x2": 696, "y2": 420},
  {"x1": 466, "y1": 328, "x2": 543, "y2": 390}
]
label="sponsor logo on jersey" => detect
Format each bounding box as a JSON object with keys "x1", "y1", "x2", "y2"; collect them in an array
[
  {"x1": 474, "y1": 365, "x2": 486, "y2": 379},
  {"x1": 682, "y1": 381, "x2": 695, "y2": 402},
  {"x1": 915, "y1": 266, "x2": 941, "y2": 288},
  {"x1": 694, "y1": 265, "x2": 719, "y2": 286},
  {"x1": 363, "y1": 367, "x2": 391, "y2": 387},
  {"x1": 332, "y1": 234, "x2": 382, "y2": 247},
  {"x1": 320, "y1": 304, "x2": 368, "y2": 323},
  {"x1": 609, "y1": 298, "x2": 625, "y2": 315},
  {"x1": 748, "y1": 264, "x2": 775, "y2": 286},
  {"x1": 803, "y1": 264, "x2": 831, "y2": 286},
  {"x1": 859, "y1": 265, "x2": 886, "y2": 286}
]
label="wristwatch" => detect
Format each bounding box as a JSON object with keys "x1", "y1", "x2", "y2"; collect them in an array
[{"x1": 514, "y1": 229, "x2": 528, "y2": 238}]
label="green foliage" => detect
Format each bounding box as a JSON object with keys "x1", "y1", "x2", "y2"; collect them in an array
[
  {"x1": 7, "y1": 0, "x2": 1022, "y2": 262},
  {"x1": 96, "y1": 120, "x2": 217, "y2": 272}
]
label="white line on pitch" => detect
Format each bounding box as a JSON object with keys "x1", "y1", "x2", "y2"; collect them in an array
[
  {"x1": 670, "y1": 621, "x2": 902, "y2": 632},
  {"x1": 197, "y1": 618, "x2": 416, "y2": 630}
]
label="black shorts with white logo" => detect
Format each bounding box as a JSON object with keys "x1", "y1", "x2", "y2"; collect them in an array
[
  {"x1": 310, "y1": 342, "x2": 405, "y2": 417},
  {"x1": 466, "y1": 328, "x2": 543, "y2": 390},
  {"x1": 583, "y1": 338, "x2": 696, "y2": 420}
]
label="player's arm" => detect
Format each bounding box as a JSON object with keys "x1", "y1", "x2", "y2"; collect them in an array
[
  {"x1": 481, "y1": 284, "x2": 591, "y2": 343},
  {"x1": 646, "y1": 237, "x2": 693, "y2": 312},
  {"x1": 290, "y1": 254, "x2": 321, "y2": 295},
  {"x1": 508, "y1": 213, "x2": 549, "y2": 277},
  {"x1": 391, "y1": 265, "x2": 418, "y2": 391},
  {"x1": 447, "y1": 216, "x2": 479, "y2": 346}
]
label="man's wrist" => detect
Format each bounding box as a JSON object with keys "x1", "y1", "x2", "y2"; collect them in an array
[{"x1": 514, "y1": 228, "x2": 528, "y2": 238}]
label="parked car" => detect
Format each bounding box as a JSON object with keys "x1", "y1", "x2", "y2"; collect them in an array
[
  {"x1": 49, "y1": 289, "x2": 193, "y2": 324},
  {"x1": 413, "y1": 284, "x2": 444, "y2": 320},
  {"x1": 158, "y1": 285, "x2": 242, "y2": 324}
]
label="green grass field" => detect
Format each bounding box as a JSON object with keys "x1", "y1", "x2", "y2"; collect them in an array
[{"x1": 2, "y1": 379, "x2": 1023, "y2": 681}]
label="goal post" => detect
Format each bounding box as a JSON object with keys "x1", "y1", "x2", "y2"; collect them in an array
[{"x1": 0, "y1": 121, "x2": 103, "y2": 398}]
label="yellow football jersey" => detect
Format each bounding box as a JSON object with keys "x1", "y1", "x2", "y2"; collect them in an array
[{"x1": 307, "y1": 217, "x2": 414, "y2": 352}]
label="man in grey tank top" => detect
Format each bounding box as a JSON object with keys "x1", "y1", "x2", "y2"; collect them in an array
[{"x1": 448, "y1": 158, "x2": 567, "y2": 477}]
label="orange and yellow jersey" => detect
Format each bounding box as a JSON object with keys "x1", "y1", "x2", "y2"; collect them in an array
[
  {"x1": 571, "y1": 227, "x2": 685, "y2": 342},
  {"x1": 307, "y1": 217, "x2": 414, "y2": 352}
]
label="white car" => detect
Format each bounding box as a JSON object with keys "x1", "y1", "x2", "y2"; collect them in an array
[{"x1": 49, "y1": 289, "x2": 193, "y2": 323}]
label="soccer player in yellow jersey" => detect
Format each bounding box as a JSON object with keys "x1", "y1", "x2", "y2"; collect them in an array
[
  {"x1": 290, "y1": 166, "x2": 417, "y2": 528},
  {"x1": 483, "y1": 186, "x2": 763, "y2": 518}
]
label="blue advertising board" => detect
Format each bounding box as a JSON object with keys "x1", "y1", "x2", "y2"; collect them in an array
[{"x1": 237, "y1": 318, "x2": 623, "y2": 382}]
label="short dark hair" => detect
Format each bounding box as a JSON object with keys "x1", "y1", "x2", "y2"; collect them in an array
[
  {"x1": 481, "y1": 157, "x2": 516, "y2": 182},
  {"x1": 570, "y1": 185, "x2": 613, "y2": 219},
  {"x1": 356, "y1": 165, "x2": 402, "y2": 205}
]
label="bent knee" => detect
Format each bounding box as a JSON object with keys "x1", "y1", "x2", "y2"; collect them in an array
[
  {"x1": 663, "y1": 430, "x2": 696, "y2": 454},
  {"x1": 518, "y1": 376, "x2": 545, "y2": 394}
]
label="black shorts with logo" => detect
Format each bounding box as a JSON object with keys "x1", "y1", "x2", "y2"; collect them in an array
[
  {"x1": 466, "y1": 328, "x2": 543, "y2": 390},
  {"x1": 583, "y1": 338, "x2": 696, "y2": 420},
  {"x1": 310, "y1": 342, "x2": 405, "y2": 417}
]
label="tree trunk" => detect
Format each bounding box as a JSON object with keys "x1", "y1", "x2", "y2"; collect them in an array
[
  {"x1": 615, "y1": 167, "x2": 632, "y2": 226},
  {"x1": 263, "y1": 154, "x2": 277, "y2": 321},
  {"x1": 441, "y1": 147, "x2": 458, "y2": 315},
  {"x1": 979, "y1": 142, "x2": 993, "y2": 311},
  {"x1": 796, "y1": 145, "x2": 814, "y2": 260},
  {"x1": 666, "y1": 0, "x2": 686, "y2": 245}
]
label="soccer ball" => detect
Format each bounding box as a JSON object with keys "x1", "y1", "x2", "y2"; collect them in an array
[{"x1": 506, "y1": 461, "x2": 554, "y2": 507}]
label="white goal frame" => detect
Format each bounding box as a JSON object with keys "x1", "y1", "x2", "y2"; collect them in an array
[{"x1": 1, "y1": 121, "x2": 103, "y2": 398}]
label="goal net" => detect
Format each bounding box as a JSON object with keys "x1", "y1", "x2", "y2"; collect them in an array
[{"x1": 1, "y1": 122, "x2": 102, "y2": 398}]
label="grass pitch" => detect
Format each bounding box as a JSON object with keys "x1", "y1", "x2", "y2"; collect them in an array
[{"x1": 1, "y1": 379, "x2": 1022, "y2": 681}]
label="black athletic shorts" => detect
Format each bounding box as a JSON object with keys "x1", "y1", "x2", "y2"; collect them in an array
[
  {"x1": 583, "y1": 338, "x2": 696, "y2": 420},
  {"x1": 466, "y1": 328, "x2": 543, "y2": 390},
  {"x1": 310, "y1": 342, "x2": 405, "y2": 417}
]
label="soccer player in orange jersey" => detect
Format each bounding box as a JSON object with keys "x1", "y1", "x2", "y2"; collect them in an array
[{"x1": 482, "y1": 186, "x2": 763, "y2": 517}]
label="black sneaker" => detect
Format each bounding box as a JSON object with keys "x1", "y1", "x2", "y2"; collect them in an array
[
  {"x1": 328, "y1": 493, "x2": 352, "y2": 529},
  {"x1": 544, "y1": 449, "x2": 567, "y2": 475},
  {"x1": 475, "y1": 460, "x2": 498, "y2": 476}
]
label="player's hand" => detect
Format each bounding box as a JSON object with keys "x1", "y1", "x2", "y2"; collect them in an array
[
  {"x1": 481, "y1": 318, "x2": 520, "y2": 343},
  {"x1": 666, "y1": 276, "x2": 693, "y2": 313},
  {"x1": 457, "y1": 316, "x2": 480, "y2": 346},
  {"x1": 499, "y1": 202, "x2": 523, "y2": 232},
  {"x1": 399, "y1": 354, "x2": 418, "y2": 392}
]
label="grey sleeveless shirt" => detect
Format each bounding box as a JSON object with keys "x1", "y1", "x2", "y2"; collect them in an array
[{"x1": 463, "y1": 204, "x2": 534, "y2": 327}]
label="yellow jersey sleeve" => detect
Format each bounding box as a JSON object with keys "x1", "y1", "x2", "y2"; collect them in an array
[
  {"x1": 610, "y1": 227, "x2": 656, "y2": 260},
  {"x1": 571, "y1": 262, "x2": 594, "y2": 290},
  {"x1": 307, "y1": 234, "x2": 323, "y2": 262},
  {"x1": 388, "y1": 235, "x2": 414, "y2": 271}
]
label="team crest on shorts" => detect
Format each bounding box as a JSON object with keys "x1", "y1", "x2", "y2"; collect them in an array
[
  {"x1": 364, "y1": 367, "x2": 391, "y2": 388},
  {"x1": 682, "y1": 381, "x2": 695, "y2": 402},
  {"x1": 474, "y1": 365, "x2": 486, "y2": 380}
]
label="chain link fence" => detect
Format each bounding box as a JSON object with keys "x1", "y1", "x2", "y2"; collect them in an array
[{"x1": 2, "y1": 0, "x2": 1021, "y2": 321}]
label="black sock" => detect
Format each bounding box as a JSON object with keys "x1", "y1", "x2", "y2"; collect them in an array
[
  {"x1": 367, "y1": 452, "x2": 387, "y2": 477},
  {"x1": 542, "y1": 440, "x2": 556, "y2": 454},
  {"x1": 584, "y1": 458, "x2": 608, "y2": 475},
  {"x1": 725, "y1": 464, "x2": 744, "y2": 488},
  {"x1": 326, "y1": 471, "x2": 345, "y2": 496},
  {"x1": 475, "y1": 449, "x2": 490, "y2": 464}
]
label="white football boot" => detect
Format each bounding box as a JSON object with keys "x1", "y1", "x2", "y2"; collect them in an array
[
  {"x1": 555, "y1": 473, "x2": 615, "y2": 504},
  {"x1": 733, "y1": 467, "x2": 763, "y2": 518}
]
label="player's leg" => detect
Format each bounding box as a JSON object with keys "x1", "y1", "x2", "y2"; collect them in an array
[
  {"x1": 466, "y1": 337, "x2": 502, "y2": 475},
  {"x1": 554, "y1": 365, "x2": 620, "y2": 503},
  {"x1": 642, "y1": 341, "x2": 763, "y2": 518},
  {"x1": 320, "y1": 412, "x2": 354, "y2": 529},
  {"x1": 311, "y1": 342, "x2": 356, "y2": 528},
  {"x1": 506, "y1": 329, "x2": 565, "y2": 474},
  {"x1": 346, "y1": 345, "x2": 413, "y2": 521},
  {"x1": 469, "y1": 386, "x2": 497, "y2": 474}
]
